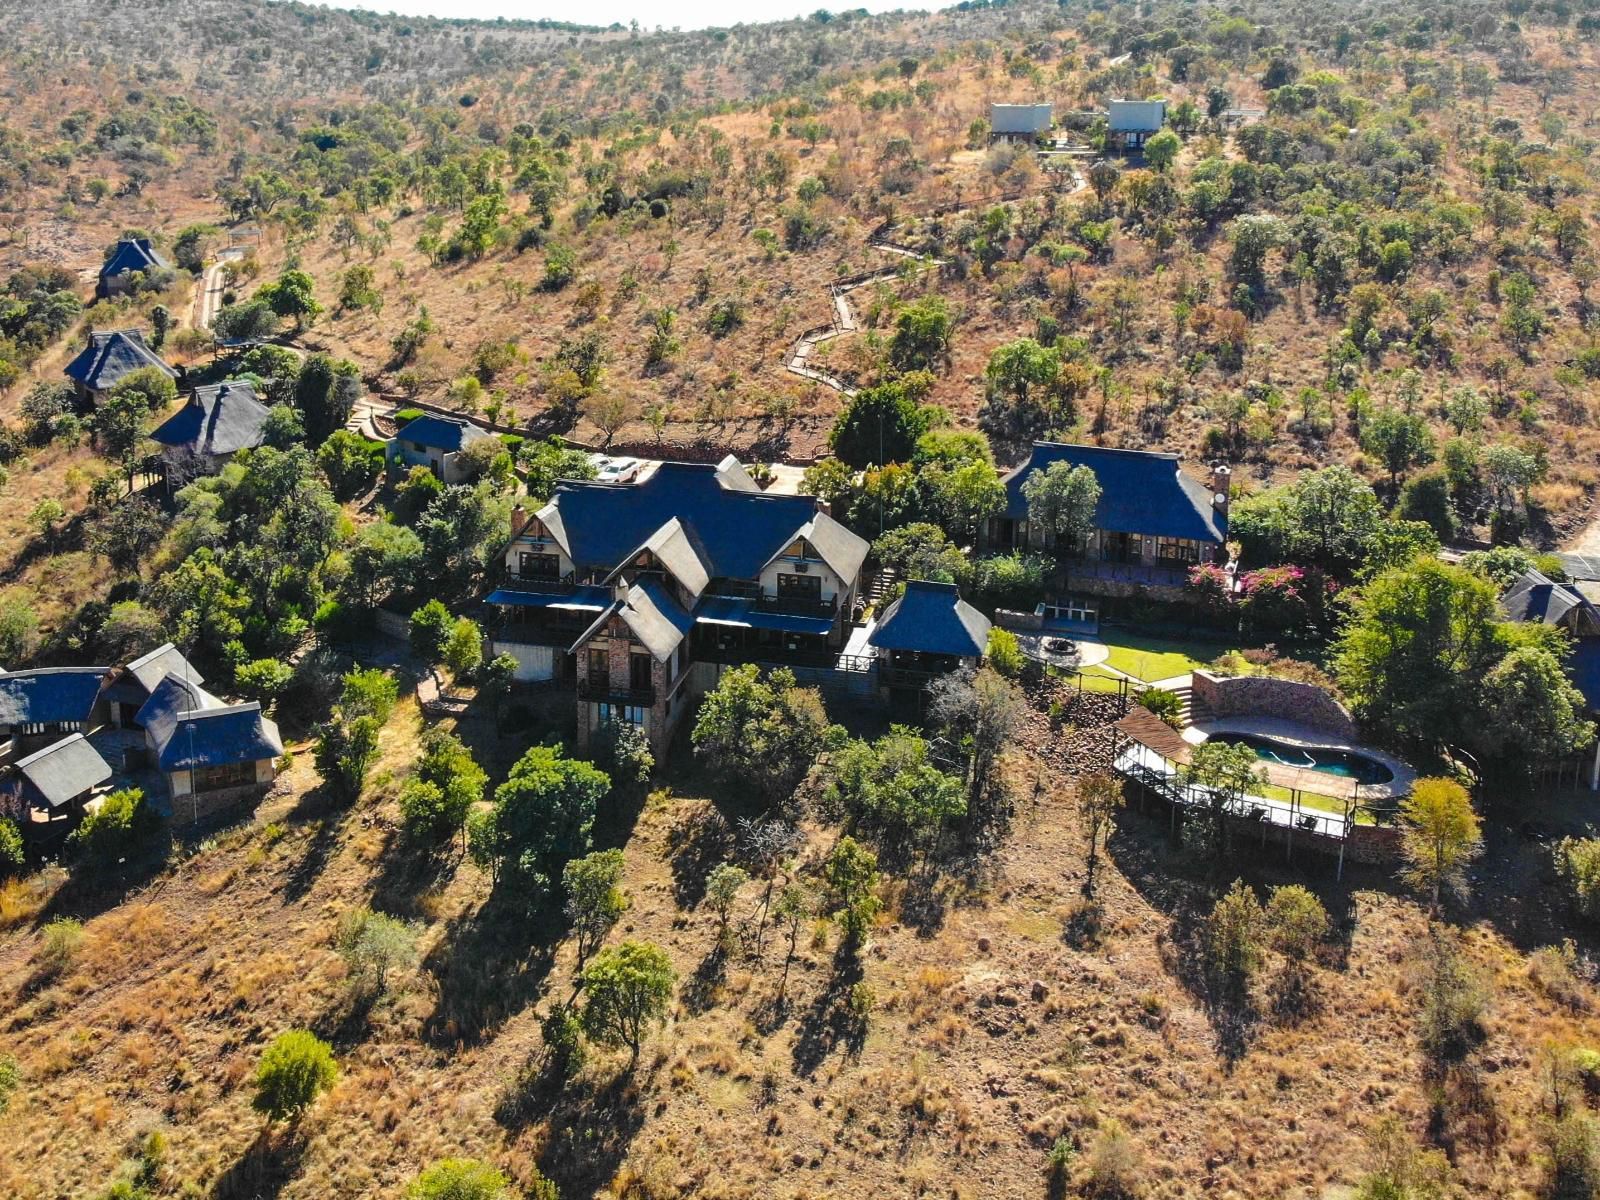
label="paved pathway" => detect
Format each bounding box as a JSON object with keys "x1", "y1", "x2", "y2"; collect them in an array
[
  {"x1": 194, "y1": 246, "x2": 245, "y2": 331},
  {"x1": 781, "y1": 170, "x2": 1084, "y2": 395}
]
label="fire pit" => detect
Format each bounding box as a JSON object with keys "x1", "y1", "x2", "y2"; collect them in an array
[{"x1": 1023, "y1": 634, "x2": 1084, "y2": 670}]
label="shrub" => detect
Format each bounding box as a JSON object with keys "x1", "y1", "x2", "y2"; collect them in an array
[
  {"x1": 1083, "y1": 1118, "x2": 1141, "y2": 1197},
  {"x1": 1544, "y1": 1113, "x2": 1600, "y2": 1200},
  {"x1": 66, "y1": 788, "x2": 151, "y2": 865},
  {"x1": 406, "y1": 1159, "x2": 510, "y2": 1200},
  {"x1": 1203, "y1": 880, "x2": 1264, "y2": 996},
  {"x1": 0, "y1": 1052, "x2": 17, "y2": 1115},
  {"x1": 541, "y1": 1002, "x2": 587, "y2": 1080},
  {"x1": 335, "y1": 907, "x2": 419, "y2": 996},
  {"x1": 1139, "y1": 687, "x2": 1182, "y2": 728},
  {"x1": 592, "y1": 718, "x2": 654, "y2": 784},
  {"x1": 987, "y1": 626, "x2": 1023, "y2": 677},
  {"x1": 1529, "y1": 941, "x2": 1591, "y2": 1011},
  {"x1": 1555, "y1": 837, "x2": 1600, "y2": 922},
  {"x1": 252, "y1": 1029, "x2": 338, "y2": 1124},
  {"x1": 35, "y1": 916, "x2": 83, "y2": 978},
  {"x1": 0, "y1": 817, "x2": 23, "y2": 877}
]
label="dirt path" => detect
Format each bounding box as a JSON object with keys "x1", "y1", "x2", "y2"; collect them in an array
[
  {"x1": 193, "y1": 246, "x2": 244, "y2": 331},
  {"x1": 782, "y1": 170, "x2": 1084, "y2": 395}
]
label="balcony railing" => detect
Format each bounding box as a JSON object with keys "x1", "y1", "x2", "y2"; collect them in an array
[
  {"x1": 754, "y1": 592, "x2": 839, "y2": 618},
  {"x1": 500, "y1": 571, "x2": 579, "y2": 591},
  {"x1": 577, "y1": 678, "x2": 656, "y2": 706}
]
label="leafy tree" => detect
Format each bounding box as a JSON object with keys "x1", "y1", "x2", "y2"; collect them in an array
[
  {"x1": 340, "y1": 668, "x2": 398, "y2": 724},
  {"x1": 1554, "y1": 836, "x2": 1600, "y2": 923},
  {"x1": 773, "y1": 881, "x2": 815, "y2": 1002},
  {"x1": 252, "y1": 1030, "x2": 337, "y2": 1125},
  {"x1": 592, "y1": 718, "x2": 654, "y2": 784},
  {"x1": 479, "y1": 745, "x2": 610, "y2": 899},
  {"x1": 293, "y1": 354, "x2": 355, "y2": 448},
  {"x1": 0, "y1": 594, "x2": 37, "y2": 663},
  {"x1": 824, "y1": 835, "x2": 881, "y2": 943},
  {"x1": 704, "y1": 861, "x2": 749, "y2": 946},
  {"x1": 873, "y1": 523, "x2": 967, "y2": 584},
  {"x1": 405, "y1": 1159, "x2": 511, "y2": 1200},
  {"x1": 314, "y1": 715, "x2": 381, "y2": 803},
  {"x1": 579, "y1": 940, "x2": 676, "y2": 1066},
  {"x1": 926, "y1": 666, "x2": 1023, "y2": 835},
  {"x1": 317, "y1": 430, "x2": 381, "y2": 499},
  {"x1": 887, "y1": 296, "x2": 953, "y2": 373},
  {"x1": 520, "y1": 437, "x2": 597, "y2": 502},
  {"x1": 1074, "y1": 772, "x2": 1124, "y2": 898},
  {"x1": 1204, "y1": 879, "x2": 1265, "y2": 997},
  {"x1": 87, "y1": 495, "x2": 165, "y2": 570},
  {"x1": 1399, "y1": 778, "x2": 1482, "y2": 913},
  {"x1": 66, "y1": 788, "x2": 151, "y2": 865},
  {"x1": 234, "y1": 658, "x2": 293, "y2": 709},
  {"x1": 1333, "y1": 559, "x2": 1504, "y2": 754},
  {"x1": 443, "y1": 617, "x2": 482, "y2": 679},
  {"x1": 1266, "y1": 884, "x2": 1329, "y2": 1014},
  {"x1": 1021, "y1": 460, "x2": 1102, "y2": 554},
  {"x1": 828, "y1": 373, "x2": 940, "y2": 468},
  {"x1": 257, "y1": 268, "x2": 322, "y2": 330},
  {"x1": 1352, "y1": 1115, "x2": 1456, "y2": 1200},
  {"x1": 1143, "y1": 128, "x2": 1181, "y2": 171},
  {"x1": 410, "y1": 599, "x2": 454, "y2": 678},
  {"x1": 1478, "y1": 646, "x2": 1593, "y2": 774},
  {"x1": 692, "y1": 665, "x2": 837, "y2": 807},
  {"x1": 1183, "y1": 740, "x2": 1268, "y2": 862},
  {"x1": 1362, "y1": 407, "x2": 1435, "y2": 490},
  {"x1": 0, "y1": 817, "x2": 25, "y2": 877},
  {"x1": 563, "y1": 849, "x2": 629, "y2": 970},
  {"x1": 335, "y1": 906, "x2": 418, "y2": 996},
  {"x1": 1397, "y1": 469, "x2": 1455, "y2": 541},
  {"x1": 347, "y1": 522, "x2": 424, "y2": 608},
  {"x1": 821, "y1": 728, "x2": 965, "y2": 854},
  {"x1": 214, "y1": 298, "x2": 280, "y2": 343}
]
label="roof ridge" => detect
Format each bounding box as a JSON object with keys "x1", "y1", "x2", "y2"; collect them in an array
[{"x1": 13, "y1": 732, "x2": 87, "y2": 767}]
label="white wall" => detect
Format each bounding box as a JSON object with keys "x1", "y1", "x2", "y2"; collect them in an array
[{"x1": 493, "y1": 641, "x2": 557, "y2": 682}]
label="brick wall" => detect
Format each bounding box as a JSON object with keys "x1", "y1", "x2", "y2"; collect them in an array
[{"x1": 1190, "y1": 670, "x2": 1357, "y2": 739}]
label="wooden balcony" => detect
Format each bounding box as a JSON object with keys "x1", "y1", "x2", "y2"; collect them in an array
[{"x1": 577, "y1": 678, "x2": 656, "y2": 706}]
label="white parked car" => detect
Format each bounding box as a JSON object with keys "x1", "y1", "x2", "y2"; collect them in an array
[{"x1": 591, "y1": 455, "x2": 641, "y2": 484}]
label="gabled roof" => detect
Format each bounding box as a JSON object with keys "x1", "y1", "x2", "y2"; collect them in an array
[
  {"x1": 1108, "y1": 98, "x2": 1167, "y2": 132},
  {"x1": 713, "y1": 455, "x2": 760, "y2": 493},
  {"x1": 124, "y1": 643, "x2": 204, "y2": 696},
  {"x1": 136, "y1": 672, "x2": 281, "y2": 771},
  {"x1": 99, "y1": 238, "x2": 169, "y2": 279},
  {"x1": 868, "y1": 580, "x2": 992, "y2": 658},
  {"x1": 393, "y1": 414, "x2": 491, "y2": 453},
  {"x1": 759, "y1": 512, "x2": 871, "y2": 589},
  {"x1": 13, "y1": 733, "x2": 112, "y2": 808},
  {"x1": 0, "y1": 668, "x2": 109, "y2": 728},
  {"x1": 1002, "y1": 442, "x2": 1227, "y2": 544},
  {"x1": 150, "y1": 380, "x2": 270, "y2": 457},
  {"x1": 605, "y1": 517, "x2": 711, "y2": 602},
  {"x1": 63, "y1": 329, "x2": 176, "y2": 392},
  {"x1": 616, "y1": 578, "x2": 694, "y2": 662},
  {"x1": 535, "y1": 462, "x2": 869, "y2": 585},
  {"x1": 1501, "y1": 569, "x2": 1599, "y2": 631}
]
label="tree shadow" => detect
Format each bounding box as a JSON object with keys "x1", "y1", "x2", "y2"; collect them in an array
[
  {"x1": 667, "y1": 803, "x2": 733, "y2": 908},
  {"x1": 790, "y1": 942, "x2": 867, "y2": 1079},
  {"x1": 210, "y1": 1125, "x2": 310, "y2": 1200},
  {"x1": 534, "y1": 1066, "x2": 651, "y2": 1196},
  {"x1": 279, "y1": 806, "x2": 341, "y2": 905},
  {"x1": 680, "y1": 945, "x2": 729, "y2": 1016},
  {"x1": 367, "y1": 827, "x2": 458, "y2": 921},
  {"x1": 31, "y1": 829, "x2": 174, "y2": 930},
  {"x1": 420, "y1": 892, "x2": 559, "y2": 1049}
]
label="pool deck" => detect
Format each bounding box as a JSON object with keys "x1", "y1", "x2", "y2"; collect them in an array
[{"x1": 1182, "y1": 716, "x2": 1416, "y2": 803}]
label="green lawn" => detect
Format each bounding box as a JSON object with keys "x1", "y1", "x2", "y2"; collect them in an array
[{"x1": 1097, "y1": 633, "x2": 1243, "y2": 683}]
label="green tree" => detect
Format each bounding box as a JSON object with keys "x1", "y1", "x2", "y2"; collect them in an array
[
  {"x1": 691, "y1": 665, "x2": 837, "y2": 807},
  {"x1": 828, "y1": 374, "x2": 939, "y2": 468},
  {"x1": 410, "y1": 599, "x2": 454, "y2": 678},
  {"x1": 340, "y1": 668, "x2": 398, "y2": 724},
  {"x1": 922, "y1": 458, "x2": 1005, "y2": 546},
  {"x1": 251, "y1": 1030, "x2": 337, "y2": 1125},
  {"x1": 563, "y1": 849, "x2": 629, "y2": 970},
  {"x1": 1352, "y1": 1115, "x2": 1456, "y2": 1200},
  {"x1": 579, "y1": 940, "x2": 676, "y2": 1066},
  {"x1": 0, "y1": 816, "x2": 25, "y2": 877},
  {"x1": 1399, "y1": 777, "x2": 1482, "y2": 913},
  {"x1": 314, "y1": 715, "x2": 380, "y2": 803},
  {"x1": 335, "y1": 906, "x2": 419, "y2": 996},
  {"x1": 887, "y1": 296, "x2": 953, "y2": 373},
  {"x1": 317, "y1": 430, "x2": 380, "y2": 499},
  {"x1": 480, "y1": 745, "x2": 610, "y2": 898},
  {"x1": 823, "y1": 835, "x2": 881, "y2": 943},
  {"x1": 520, "y1": 437, "x2": 597, "y2": 502},
  {"x1": 347, "y1": 522, "x2": 424, "y2": 608},
  {"x1": 1397, "y1": 469, "x2": 1455, "y2": 541},
  {"x1": 704, "y1": 861, "x2": 749, "y2": 947},
  {"x1": 0, "y1": 1052, "x2": 17, "y2": 1116},
  {"x1": 66, "y1": 788, "x2": 150, "y2": 865},
  {"x1": 293, "y1": 353, "x2": 356, "y2": 448},
  {"x1": 257, "y1": 268, "x2": 322, "y2": 330},
  {"x1": 1183, "y1": 740, "x2": 1268, "y2": 862},
  {"x1": 233, "y1": 658, "x2": 292, "y2": 710},
  {"x1": 1143, "y1": 128, "x2": 1181, "y2": 172},
  {"x1": 1074, "y1": 771, "x2": 1124, "y2": 898},
  {"x1": 1204, "y1": 879, "x2": 1265, "y2": 997},
  {"x1": 405, "y1": 1159, "x2": 512, "y2": 1200},
  {"x1": 1478, "y1": 645, "x2": 1593, "y2": 773},
  {"x1": 1362, "y1": 407, "x2": 1436, "y2": 490},
  {"x1": 1021, "y1": 460, "x2": 1102, "y2": 554},
  {"x1": 443, "y1": 617, "x2": 482, "y2": 679}
]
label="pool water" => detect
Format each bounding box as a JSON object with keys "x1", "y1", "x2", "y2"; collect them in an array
[{"x1": 1209, "y1": 732, "x2": 1394, "y2": 787}]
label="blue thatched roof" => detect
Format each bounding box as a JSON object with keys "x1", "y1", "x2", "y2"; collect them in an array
[
  {"x1": 869, "y1": 580, "x2": 991, "y2": 658},
  {"x1": 1002, "y1": 442, "x2": 1226, "y2": 544}
]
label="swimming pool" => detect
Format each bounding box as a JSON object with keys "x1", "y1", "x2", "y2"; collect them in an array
[{"x1": 1208, "y1": 732, "x2": 1394, "y2": 787}]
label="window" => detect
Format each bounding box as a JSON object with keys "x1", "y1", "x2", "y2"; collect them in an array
[
  {"x1": 1154, "y1": 537, "x2": 1199, "y2": 564},
  {"x1": 195, "y1": 761, "x2": 255, "y2": 792},
  {"x1": 518, "y1": 551, "x2": 559, "y2": 580},
  {"x1": 587, "y1": 648, "x2": 609, "y2": 688},
  {"x1": 630, "y1": 652, "x2": 653, "y2": 692},
  {"x1": 596, "y1": 703, "x2": 646, "y2": 727},
  {"x1": 777, "y1": 571, "x2": 822, "y2": 602}
]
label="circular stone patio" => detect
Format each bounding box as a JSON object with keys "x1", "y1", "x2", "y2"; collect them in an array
[{"x1": 1017, "y1": 632, "x2": 1110, "y2": 671}]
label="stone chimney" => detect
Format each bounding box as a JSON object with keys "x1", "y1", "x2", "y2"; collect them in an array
[
  {"x1": 510, "y1": 504, "x2": 528, "y2": 537},
  {"x1": 1210, "y1": 465, "x2": 1232, "y2": 517}
]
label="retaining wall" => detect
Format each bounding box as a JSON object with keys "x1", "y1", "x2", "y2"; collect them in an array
[{"x1": 1191, "y1": 670, "x2": 1357, "y2": 739}]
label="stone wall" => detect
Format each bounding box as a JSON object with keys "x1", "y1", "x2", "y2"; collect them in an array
[
  {"x1": 1190, "y1": 670, "x2": 1357, "y2": 739},
  {"x1": 994, "y1": 608, "x2": 1043, "y2": 632}
]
